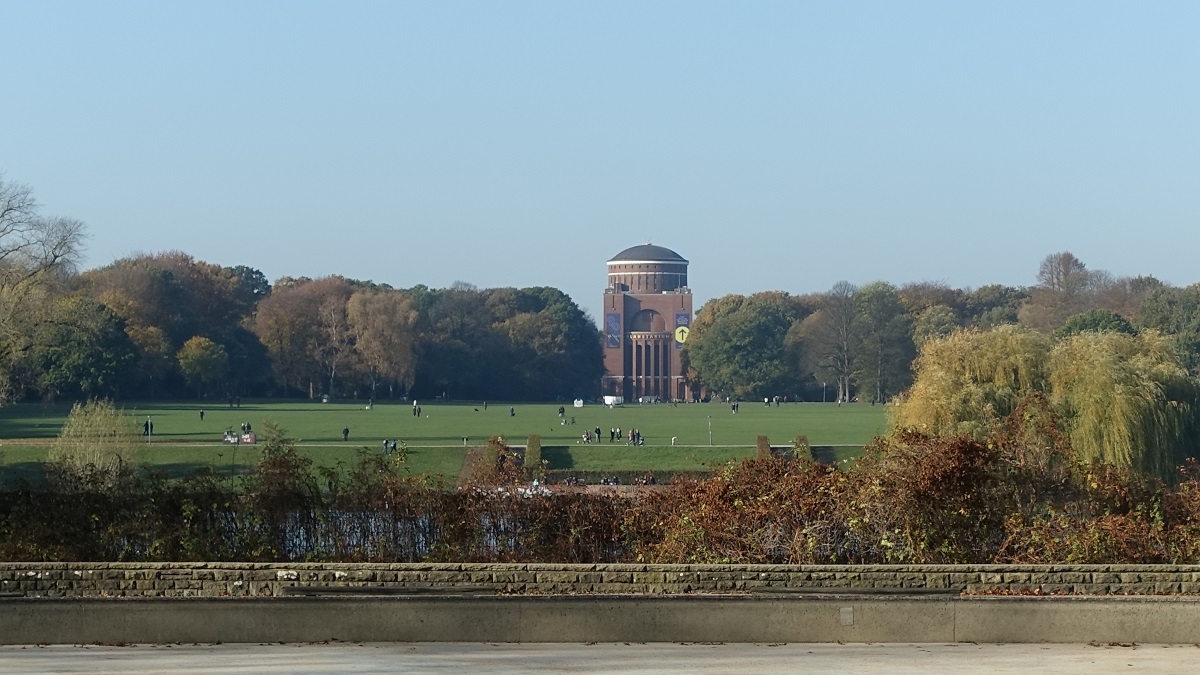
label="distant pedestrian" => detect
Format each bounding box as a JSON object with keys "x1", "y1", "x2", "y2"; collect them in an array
[
  {"x1": 199, "y1": 409, "x2": 205, "y2": 421},
  {"x1": 483, "y1": 401, "x2": 488, "y2": 411},
  {"x1": 342, "y1": 426, "x2": 350, "y2": 441},
  {"x1": 143, "y1": 419, "x2": 150, "y2": 436},
  {"x1": 510, "y1": 406, "x2": 516, "y2": 417}
]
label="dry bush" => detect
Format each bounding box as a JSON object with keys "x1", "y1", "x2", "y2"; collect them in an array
[{"x1": 627, "y1": 456, "x2": 849, "y2": 564}]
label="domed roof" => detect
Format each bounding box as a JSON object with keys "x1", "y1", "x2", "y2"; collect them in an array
[{"x1": 608, "y1": 244, "x2": 688, "y2": 264}]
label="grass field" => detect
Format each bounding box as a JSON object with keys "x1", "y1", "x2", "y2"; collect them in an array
[{"x1": 0, "y1": 399, "x2": 888, "y2": 481}]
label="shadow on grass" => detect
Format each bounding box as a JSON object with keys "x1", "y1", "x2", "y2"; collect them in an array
[
  {"x1": 0, "y1": 461, "x2": 47, "y2": 485},
  {"x1": 541, "y1": 446, "x2": 574, "y2": 470}
]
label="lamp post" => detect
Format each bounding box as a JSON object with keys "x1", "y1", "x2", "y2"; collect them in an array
[
  {"x1": 708, "y1": 415, "x2": 712, "y2": 446},
  {"x1": 822, "y1": 382, "x2": 826, "y2": 404}
]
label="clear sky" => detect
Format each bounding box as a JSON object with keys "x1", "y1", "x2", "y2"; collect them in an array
[{"x1": 3, "y1": 1, "x2": 1198, "y2": 322}]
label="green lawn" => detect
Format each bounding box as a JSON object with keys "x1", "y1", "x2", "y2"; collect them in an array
[
  {"x1": 0, "y1": 441, "x2": 469, "y2": 483},
  {"x1": 0, "y1": 399, "x2": 886, "y2": 481}
]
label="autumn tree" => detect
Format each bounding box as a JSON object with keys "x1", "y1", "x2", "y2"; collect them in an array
[
  {"x1": 78, "y1": 254, "x2": 273, "y2": 398},
  {"x1": 898, "y1": 281, "x2": 965, "y2": 319},
  {"x1": 177, "y1": 336, "x2": 230, "y2": 399},
  {"x1": 796, "y1": 281, "x2": 859, "y2": 403},
  {"x1": 0, "y1": 175, "x2": 87, "y2": 402},
  {"x1": 125, "y1": 325, "x2": 174, "y2": 397},
  {"x1": 252, "y1": 277, "x2": 324, "y2": 396},
  {"x1": 310, "y1": 277, "x2": 355, "y2": 396},
  {"x1": 1018, "y1": 252, "x2": 1149, "y2": 333},
  {"x1": 346, "y1": 288, "x2": 419, "y2": 399}
]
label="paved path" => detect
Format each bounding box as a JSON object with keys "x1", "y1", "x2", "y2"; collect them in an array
[{"x1": 2, "y1": 642, "x2": 1197, "y2": 674}]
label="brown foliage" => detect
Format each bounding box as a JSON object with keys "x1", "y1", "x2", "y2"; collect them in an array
[
  {"x1": 9, "y1": 403, "x2": 1200, "y2": 565},
  {"x1": 627, "y1": 457, "x2": 849, "y2": 564}
]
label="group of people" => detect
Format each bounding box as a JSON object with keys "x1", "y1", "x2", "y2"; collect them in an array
[
  {"x1": 585, "y1": 426, "x2": 644, "y2": 445},
  {"x1": 618, "y1": 427, "x2": 644, "y2": 445},
  {"x1": 380, "y1": 439, "x2": 400, "y2": 454}
]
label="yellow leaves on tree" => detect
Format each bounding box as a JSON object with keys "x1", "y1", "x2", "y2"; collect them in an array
[{"x1": 891, "y1": 326, "x2": 1200, "y2": 478}]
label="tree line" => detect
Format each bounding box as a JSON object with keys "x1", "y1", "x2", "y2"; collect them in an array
[
  {"x1": 0, "y1": 175, "x2": 602, "y2": 403},
  {"x1": 683, "y1": 251, "x2": 1200, "y2": 404},
  {"x1": 8, "y1": 172, "x2": 1200, "y2": 409}
]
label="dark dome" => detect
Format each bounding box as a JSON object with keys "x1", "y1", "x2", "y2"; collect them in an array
[{"x1": 608, "y1": 244, "x2": 688, "y2": 264}]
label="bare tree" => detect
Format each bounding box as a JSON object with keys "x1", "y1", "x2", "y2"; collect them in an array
[
  {"x1": 0, "y1": 175, "x2": 87, "y2": 402},
  {"x1": 1021, "y1": 252, "x2": 1110, "y2": 332},
  {"x1": 799, "y1": 281, "x2": 859, "y2": 403},
  {"x1": 310, "y1": 277, "x2": 354, "y2": 397}
]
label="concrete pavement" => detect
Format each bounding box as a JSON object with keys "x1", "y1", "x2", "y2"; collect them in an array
[{"x1": 1, "y1": 642, "x2": 1198, "y2": 674}]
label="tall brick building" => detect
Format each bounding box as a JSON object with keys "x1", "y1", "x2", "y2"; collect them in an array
[{"x1": 601, "y1": 244, "x2": 694, "y2": 401}]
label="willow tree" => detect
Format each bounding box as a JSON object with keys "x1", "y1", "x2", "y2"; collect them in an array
[
  {"x1": 889, "y1": 325, "x2": 1050, "y2": 438},
  {"x1": 49, "y1": 399, "x2": 140, "y2": 481},
  {"x1": 1050, "y1": 331, "x2": 1200, "y2": 478},
  {"x1": 893, "y1": 325, "x2": 1200, "y2": 479}
]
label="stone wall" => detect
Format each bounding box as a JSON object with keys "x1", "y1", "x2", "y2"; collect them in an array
[{"x1": 5, "y1": 563, "x2": 1200, "y2": 598}]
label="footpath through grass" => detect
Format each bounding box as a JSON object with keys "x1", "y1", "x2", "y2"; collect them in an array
[{"x1": 0, "y1": 399, "x2": 886, "y2": 481}]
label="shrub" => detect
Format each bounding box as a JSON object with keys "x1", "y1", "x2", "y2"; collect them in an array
[
  {"x1": 525, "y1": 434, "x2": 543, "y2": 481},
  {"x1": 755, "y1": 435, "x2": 771, "y2": 460}
]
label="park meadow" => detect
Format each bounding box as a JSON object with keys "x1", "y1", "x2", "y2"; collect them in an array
[{"x1": 0, "y1": 399, "x2": 885, "y2": 483}]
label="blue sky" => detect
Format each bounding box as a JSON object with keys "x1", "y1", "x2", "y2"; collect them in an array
[{"x1": 3, "y1": 1, "x2": 1197, "y2": 322}]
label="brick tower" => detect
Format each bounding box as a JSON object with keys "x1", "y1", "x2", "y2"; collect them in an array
[{"x1": 601, "y1": 244, "x2": 693, "y2": 401}]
